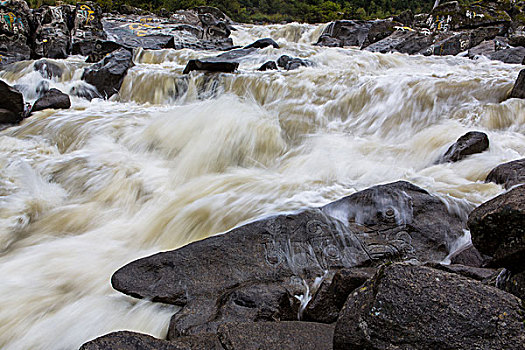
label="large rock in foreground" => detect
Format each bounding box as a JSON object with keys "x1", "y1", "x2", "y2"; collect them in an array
[
  {"x1": 0, "y1": 80, "x2": 25, "y2": 124},
  {"x1": 468, "y1": 185, "x2": 525, "y2": 272},
  {"x1": 333, "y1": 264, "x2": 525, "y2": 350},
  {"x1": 111, "y1": 181, "x2": 465, "y2": 337},
  {"x1": 82, "y1": 48, "x2": 134, "y2": 98},
  {"x1": 486, "y1": 158, "x2": 525, "y2": 189}
]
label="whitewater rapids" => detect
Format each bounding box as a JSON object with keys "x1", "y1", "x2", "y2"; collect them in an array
[{"x1": 0, "y1": 22, "x2": 524, "y2": 349}]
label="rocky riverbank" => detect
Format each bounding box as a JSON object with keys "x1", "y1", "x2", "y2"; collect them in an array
[{"x1": 80, "y1": 151, "x2": 525, "y2": 349}]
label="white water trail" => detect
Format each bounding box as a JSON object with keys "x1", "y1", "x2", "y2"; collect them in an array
[{"x1": 0, "y1": 23, "x2": 524, "y2": 350}]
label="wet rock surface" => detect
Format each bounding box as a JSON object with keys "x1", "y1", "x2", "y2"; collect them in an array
[
  {"x1": 440, "y1": 131, "x2": 489, "y2": 163},
  {"x1": 277, "y1": 55, "x2": 311, "y2": 70},
  {"x1": 486, "y1": 158, "x2": 525, "y2": 189},
  {"x1": 333, "y1": 263, "x2": 525, "y2": 350},
  {"x1": 0, "y1": 0, "x2": 33, "y2": 65},
  {"x1": 31, "y1": 88, "x2": 70, "y2": 113},
  {"x1": 244, "y1": 38, "x2": 279, "y2": 49},
  {"x1": 449, "y1": 244, "x2": 485, "y2": 267},
  {"x1": 82, "y1": 48, "x2": 134, "y2": 98},
  {"x1": 0, "y1": 79, "x2": 24, "y2": 124},
  {"x1": 258, "y1": 61, "x2": 277, "y2": 71},
  {"x1": 33, "y1": 59, "x2": 63, "y2": 79},
  {"x1": 111, "y1": 181, "x2": 464, "y2": 337},
  {"x1": 468, "y1": 184, "x2": 525, "y2": 272},
  {"x1": 510, "y1": 69, "x2": 525, "y2": 99}
]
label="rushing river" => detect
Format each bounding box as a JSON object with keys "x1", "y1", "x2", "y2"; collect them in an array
[{"x1": 0, "y1": 22, "x2": 524, "y2": 349}]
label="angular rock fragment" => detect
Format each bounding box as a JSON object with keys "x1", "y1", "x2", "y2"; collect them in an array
[
  {"x1": 509, "y1": 69, "x2": 525, "y2": 99},
  {"x1": 468, "y1": 185, "x2": 525, "y2": 272},
  {"x1": 333, "y1": 264, "x2": 525, "y2": 350}
]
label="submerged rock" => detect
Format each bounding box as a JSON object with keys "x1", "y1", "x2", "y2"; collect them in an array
[
  {"x1": 244, "y1": 38, "x2": 279, "y2": 49},
  {"x1": 486, "y1": 158, "x2": 525, "y2": 189},
  {"x1": 333, "y1": 264, "x2": 525, "y2": 350},
  {"x1": 31, "y1": 88, "x2": 70, "y2": 113},
  {"x1": 439, "y1": 131, "x2": 489, "y2": 163},
  {"x1": 111, "y1": 181, "x2": 464, "y2": 337},
  {"x1": 0, "y1": 79, "x2": 24, "y2": 124},
  {"x1": 258, "y1": 61, "x2": 277, "y2": 71},
  {"x1": 277, "y1": 55, "x2": 311, "y2": 70},
  {"x1": 82, "y1": 48, "x2": 134, "y2": 98},
  {"x1": 33, "y1": 59, "x2": 63, "y2": 79},
  {"x1": 468, "y1": 184, "x2": 525, "y2": 272}
]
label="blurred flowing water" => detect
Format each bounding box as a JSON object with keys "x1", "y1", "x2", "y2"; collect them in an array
[{"x1": 0, "y1": 22, "x2": 524, "y2": 349}]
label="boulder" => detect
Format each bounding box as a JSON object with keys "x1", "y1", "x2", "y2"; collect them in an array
[
  {"x1": 244, "y1": 38, "x2": 279, "y2": 49},
  {"x1": 32, "y1": 5, "x2": 71, "y2": 59},
  {"x1": 33, "y1": 59, "x2": 63, "y2": 79},
  {"x1": 333, "y1": 264, "x2": 525, "y2": 350},
  {"x1": 258, "y1": 61, "x2": 277, "y2": 71},
  {"x1": 277, "y1": 55, "x2": 311, "y2": 70},
  {"x1": 31, "y1": 88, "x2": 70, "y2": 113},
  {"x1": 439, "y1": 131, "x2": 489, "y2": 163},
  {"x1": 316, "y1": 20, "x2": 372, "y2": 47},
  {"x1": 449, "y1": 244, "x2": 484, "y2": 267},
  {"x1": 468, "y1": 184, "x2": 525, "y2": 272},
  {"x1": 86, "y1": 40, "x2": 132, "y2": 63},
  {"x1": 509, "y1": 69, "x2": 525, "y2": 99},
  {"x1": 0, "y1": 79, "x2": 24, "y2": 124},
  {"x1": 425, "y1": 262, "x2": 496, "y2": 281},
  {"x1": 488, "y1": 46, "x2": 525, "y2": 63},
  {"x1": 183, "y1": 59, "x2": 239, "y2": 74},
  {"x1": 82, "y1": 48, "x2": 134, "y2": 98},
  {"x1": 111, "y1": 181, "x2": 465, "y2": 337},
  {"x1": 486, "y1": 158, "x2": 525, "y2": 189},
  {"x1": 429, "y1": 1, "x2": 512, "y2": 31},
  {"x1": 71, "y1": 2, "x2": 107, "y2": 57},
  {"x1": 365, "y1": 30, "x2": 440, "y2": 55},
  {"x1": 361, "y1": 20, "x2": 400, "y2": 49},
  {"x1": 0, "y1": 0, "x2": 33, "y2": 65},
  {"x1": 217, "y1": 322, "x2": 334, "y2": 350},
  {"x1": 303, "y1": 267, "x2": 376, "y2": 323},
  {"x1": 79, "y1": 331, "x2": 183, "y2": 350},
  {"x1": 69, "y1": 83, "x2": 101, "y2": 101}
]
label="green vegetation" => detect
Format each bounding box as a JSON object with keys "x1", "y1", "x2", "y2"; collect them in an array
[{"x1": 26, "y1": 0, "x2": 477, "y2": 23}]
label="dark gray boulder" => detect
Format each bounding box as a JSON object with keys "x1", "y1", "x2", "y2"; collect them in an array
[
  {"x1": 468, "y1": 185, "x2": 525, "y2": 272},
  {"x1": 488, "y1": 46, "x2": 525, "y2": 63},
  {"x1": 429, "y1": 1, "x2": 511, "y2": 31},
  {"x1": 393, "y1": 10, "x2": 414, "y2": 27},
  {"x1": 111, "y1": 181, "x2": 465, "y2": 337},
  {"x1": 425, "y1": 262, "x2": 497, "y2": 281},
  {"x1": 509, "y1": 69, "x2": 525, "y2": 99},
  {"x1": 86, "y1": 40, "x2": 132, "y2": 63},
  {"x1": 244, "y1": 38, "x2": 279, "y2": 49},
  {"x1": 79, "y1": 331, "x2": 184, "y2": 350},
  {"x1": 486, "y1": 158, "x2": 525, "y2": 189},
  {"x1": 361, "y1": 20, "x2": 400, "y2": 49},
  {"x1": 0, "y1": 79, "x2": 24, "y2": 124},
  {"x1": 439, "y1": 131, "x2": 489, "y2": 163},
  {"x1": 258, "y1": 61, "x2": 277, "y2": 71},
  {"x1": 217, "y1": 322, "x2": 334, "y2": 350},
  {"x1": 31, "y1": 88, "x2": 71, "y2": 113},
  {"x1": 303, "y1": 267, "x2": 376, "y2": 323},
  {"x1": 183, "y1": 59, "x2": 239, "y2": 74},
  {"x1": 365, "y1": 30, "x2": 439, "y2": 55},
  {"x1": 71, "y1": 2, "x2": 107, "y2": 57},
  {"x1": 82, "y1": 48, "x2": 134, "y2": 98},
  {"x1": 497, "y1": 269, "x2": 525, "y2": 301},
  {"x1": 33, "y1": 59, "x2": 63, "y2": 79},
  {"x1": 32, "y1": 5, "x2": 71, "y2": 59},
  {"x1": 316, "y1": 20, "x2": 372, "y2": 47},
  {"x1": 0, "y1": 0, "x2": 33, "y2": 65},
  {"x1": 333, "y1": 264, "x2": 525, "y2": 350}
]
